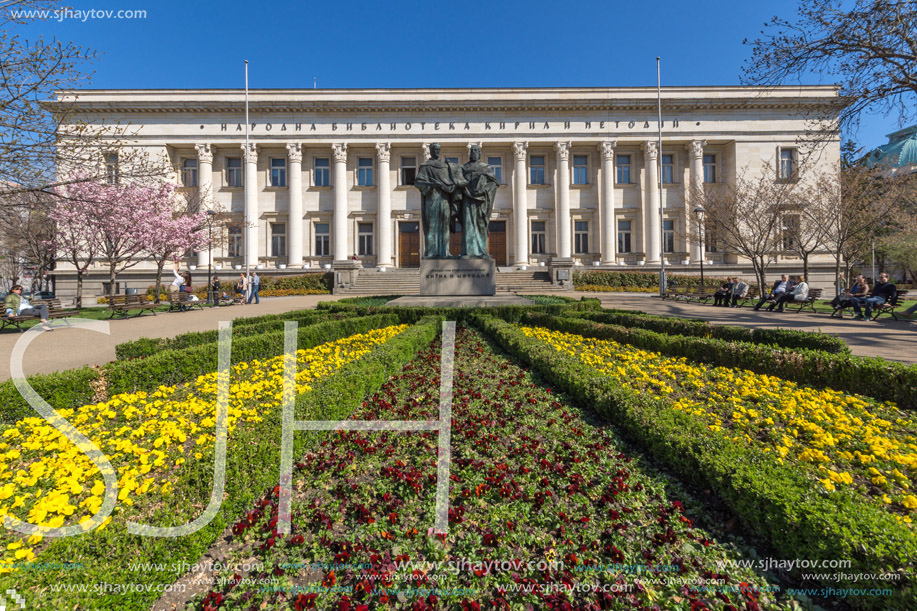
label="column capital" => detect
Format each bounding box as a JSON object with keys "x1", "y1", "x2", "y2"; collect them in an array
[
  {"x1": 286, "y1": 143, "x2": 302, "y2": 164},
  {"x1": 642, "y1": 141, "x2": 658, "y2": 160},
  {"x1": 554, "y1": 141, "x2": 571, "y2": 161},
  {"x1": 599, "y1": 140, "x2": 617, "y2": 161},
  {"x1": 512, "y1": 141, "x2": 528, "y2": 161},
  {"x1": 687, "y1": 140, "x2": 707, "y2": 159},
  {"x1": 375, "y1": 142, "x2": 391, "y2": 163},
  {"x1": 332, "y1": 143, "x2": 348, "y2": 163},
  {"x1": 421, "y1": 142, "x2": 431, "y2": 161},
  {"x1": 241, "y1": 142, "x2": 258, "y2": 164},
  {"x1": 466, "y1": 141, "x2": 483, "y2": 153},
  {"x1": 195, "y1": 143, "x2": 213, "y2": 164}
]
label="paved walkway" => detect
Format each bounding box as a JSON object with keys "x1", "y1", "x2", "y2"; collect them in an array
[
  {"x1": 575, "y1": 292, "x2": 917, "y2": 364},
  {"x1": 0, "y1": 295, "x2": 346, "y2": 382}
]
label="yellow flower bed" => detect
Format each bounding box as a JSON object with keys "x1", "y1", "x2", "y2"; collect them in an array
[
  {"x1": 0, "y1": 325, "x2": 408, "y2": 573},
  {"x1": 520, "y1": 325, "x2": 917, "y2": 520}
]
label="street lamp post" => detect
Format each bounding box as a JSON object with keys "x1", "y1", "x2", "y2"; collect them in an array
[
  {"x1": 693, "y1": 206, "x2": 705, "y2": 287},
  {"x1": 206, "y1": 210, "x2": 217, "y2": 307}
]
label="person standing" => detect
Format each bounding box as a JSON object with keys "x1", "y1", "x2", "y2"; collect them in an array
[
  {"x1": 248, "y1": 271, "x2": 260, "y2": 304},
  {"x1": 170, "y1": 265, "x2": 185, "y2": 293},
  {"x1": 4, "y1": 285, "x2": 52, "y2": 331},
  {"x1": 235, "y1": 272, "x2": 248, "y2": 305}
]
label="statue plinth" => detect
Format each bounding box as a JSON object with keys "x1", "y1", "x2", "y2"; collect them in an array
[{"x1": 420, "y1": 258, "x2": 496, "y2": 296}]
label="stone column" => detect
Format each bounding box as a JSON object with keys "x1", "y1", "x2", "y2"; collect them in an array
[
  {"x1": 242, "y1": 143, "x2": 259, "y2": 268},
  {"x1": 599, "y1": 141, "x2": 617, "y2": 264},
  {"x1": 332, "y1": 143, "x2": 349, "y2": 262},
  {"x1": 687, "y1": 140, "x2": 706, "y2": 263},
  {"x1": 642, "y1": 141, "x2": 661, "y2": 264},
  {"x1": 376, "y1": 142, "x2": 393, "y2": 268},
  {"x1": 512, "y1": 142, "x2": 529, "y2": 266},
  {"x1": 554, "y1": 141, "x2": 572, "y2": 259},
  {"x1": 195, "y1": 144, "x2": 214, "y2": 267},
  {"x1": 287, "y1": 143, "x2": 303, "y2": 267}
]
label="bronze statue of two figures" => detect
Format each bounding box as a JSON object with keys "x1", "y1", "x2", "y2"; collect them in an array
[{"x1": 414, "y1": 143, "x2": 498, "y2": 259}]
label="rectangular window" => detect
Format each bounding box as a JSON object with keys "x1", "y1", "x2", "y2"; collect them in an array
[
  {"x1": 315, "y1": 222, "x2": 330, "y2": 257},
  {"x1": 574, "y1": 220, "x2": 589, "y2": 254},
  {"x1": 401, "y1": 156, "x2": 416, "y2": 186},
  {"x1": 617, "y1": 220, "x2": 632, "y2": 253},
  {"x1": 487, "y1": 156, "x2": 503, "y2": 184},
  {"x1": 782, "y1": 215, "x2": 800, "y2": 250},
  {"x1": 270, "y1": 158, "x2": 287, "y2": 187},
  {"x1": 661, "y1": 154, "x2": 675, "y2": 184},
  {"x1": 531, "y1": 221, "x2": 546, "y2": 255},
  {"x1": 271, "y1": 222, "x2": 286, "y2": 257},
  {"x1": 358, "y1": 222, "x2": 374, "y2": 256},
  {"x1": 357, "y1": 158, "x2": 374, "y2": 186},
  {"x1": 530, "y1": 155, "x2": 545, "y2": 185},
  {"x1": 181, "y1": 158, "x2": 198, "y2": 187},
  {"x1": 314, "y1": 158, "x2": 330, "y2": 186},
  {"x1": 228, "y1": 224, "x2": 243, "y2": 258},
  {"x1": 705, "y1": 227, "x2": 719, "y2": 253},
  {"x1": 616, "y1": 155, "x2": 631, "y2": 184},
  {"x1": 573, "y1": 155, "x2": 588, "y2": 185},
  {"x1": 226, "y1": 157, "x2": 243, "y2": 187},
  {"x1": 445, "y1": 156, "x2": 460, "y2": 165},
  {"x1": 703, "y1": 154, "x2": 716, "y2": 183},
  {"x1": 106, "y1": 153, "x2": 119, "y2": 185},
  {"x1": 779, "y1": 148, "x2": 797, "y2": 180},
  {"x1": 663, "y1": 219, "x2": 675, "y2": 253}
]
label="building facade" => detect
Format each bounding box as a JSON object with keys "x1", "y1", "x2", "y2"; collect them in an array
[{"x1": 51, "y1": 86, "x2": 841, "y2": 293}]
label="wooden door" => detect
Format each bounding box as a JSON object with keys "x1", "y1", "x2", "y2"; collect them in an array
[
  {"x1": 399, "y1": 222, "x2": 420, "y2": 268},
  {"x1": 488, "y1": 221, "x2": 507, "y2": 266}
]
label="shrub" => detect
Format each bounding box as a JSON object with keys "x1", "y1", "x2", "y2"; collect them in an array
[{"x1": 573, "y1": 270, "x2": 721, "y2": 290}]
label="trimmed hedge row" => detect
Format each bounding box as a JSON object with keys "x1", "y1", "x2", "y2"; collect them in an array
[
  {"x1": 573, "y1": 270, "x2": 721, "y2": 289},
  {"x1": 521, "y1": 312, "x2": 917, "y2": 411},
  {"x1": 114, "y1": 310, "x2": 353, "y2": 360},
  {"x1": 0, "y1": 313, "x2": 399, "y2": 426},
  {"x1": 3, "y1": 316, "x2": 441, "y2": 611},
  {"x1": 475, "y1": 314, "x2": 916, "y2": 609},
  {"x1": 316, "y1": 297, "x2": 603, "y2": 324},
  {"x1": 570, "y1": 309, "x2": 850, "y2": 354}
]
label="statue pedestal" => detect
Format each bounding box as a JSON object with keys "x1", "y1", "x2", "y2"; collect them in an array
[{"x1": 420, "y1": 258, "x2": 495, "y2": 296}]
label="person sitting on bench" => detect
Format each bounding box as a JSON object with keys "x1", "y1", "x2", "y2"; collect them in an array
[
  {"x1": 767, "y1": 275, "x2": 808, "y2": 312},
  {"x1": 754, "y1": 275, "x2": 791, "y2": 311},
  {"x1": 851, "y1": 272, "x2": 896, "y2": 321},
  {"x1": 4, "y1": 285, "x2": 52, "y2": 331}
]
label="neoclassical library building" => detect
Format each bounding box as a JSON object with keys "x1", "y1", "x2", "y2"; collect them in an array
[{"x1": 52, "y1": 86, "x2": 841, "y2": 293}]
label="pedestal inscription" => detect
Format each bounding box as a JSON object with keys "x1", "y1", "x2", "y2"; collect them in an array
[{"x1": 420, "y1": 258, "x2": 496, "y2": 296}]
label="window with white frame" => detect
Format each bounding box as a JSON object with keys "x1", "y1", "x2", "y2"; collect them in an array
[
  {"x1": 661, "y1": 154, "x2": 675, "y2": 184},
  {"x1": 181, "y1": 158, "x2": 198, "y2": 187},
  {"x1": 779, "y1": 148, "x2": 797, "y2": 180},
  {"x1": 530, "y1": 156, "x2": 545, "y2": 185},
  {"x1": 227, "y1": 224, "x2": 243, "y2": 258},
  {"x1": 663, "y1": 219, "x2": 675, "y2": 253},
  {"x1": 703, "y1": 154, "x2": 716, "y2": 183},
  {"x1": 357, "y1": 158, "x2": 374, "y2": 186},
  {"x1": 445, "y1": 156, "x2": 460, "y2": 165},
  {"x1": 782, "y1": 214, "x2": 800, "y2": 250},
  {"x1": 314, "y1": 158, "x2": 330, "y2": 186},
  {"x1": 270, "y1": 158, "x2": 287, "y2": 187},
  {"x1": 574, "y1": 220, "x2": 589, "y2": 254},
  {"x1": 487, "y1": 156, "x2": 503, "y2": 184},
  {"x1": 617, "y1": 220, "x2": 632, "y2": 253},
  {"x1": 226, "y1": 157, "x2": 243, "y2": 187},
  {"x1": 358, "y1": 222, "x2": 374, "y2": 256},
  {"x1": 573, "y1": 155, "x2": 588, "y2": 185},
  {"x1": 106, "y1": 153, "x2": 119, "y2": 185},
  {"x1": 314, "y1": 222, "x2": 330, "y2": 256},
  {"x1": 271, "y1": 222, "x2": 286, "y2": 257},
  {"x1": 616, "y1": 155, "x2": 631, "y2": 184},
  {"x1": 531, "y1": 221, "x2": 546, "y2": 254},
  {"x1": 401, "y1": 156, "x2": 416, "y2": 186}
]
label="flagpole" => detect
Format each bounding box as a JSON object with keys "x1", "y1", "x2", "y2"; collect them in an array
[
  {"x1": 244, "y1": 60, "x2": 250, "y2": 280},
  {"x1": 656, "y1": 57, "x2": 666, "y2": 298}
]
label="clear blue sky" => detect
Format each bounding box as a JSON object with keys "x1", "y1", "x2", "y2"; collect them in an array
[{"x1": 25, "y1": 0, "x2": 905, "y2": 153}]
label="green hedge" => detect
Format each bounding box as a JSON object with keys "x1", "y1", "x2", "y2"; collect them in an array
[
  {"x1": 519, "y1": 312, "x2": 917, "y2": 411},
  {"x1": 0, "y1": 314, "x2": 399, "y2": 426},
  {"x1": 2, "y1": 316, "x2": 440, "y2": 611},
  {"x1": 145, "y1": 272, "x2": 332, "y2": 297},
  {"x1": 316, "y1": 297, "x2": 602, "y2": 324},
  {"x1": 573, "y1": 270, "x2": 721, "y2": 289},
  {"x1": 475, "y1": 314, "x2": 916, "y2": 609},
  {"x1": 570, "y1": 309, "x2": 850, "y2": 354}
]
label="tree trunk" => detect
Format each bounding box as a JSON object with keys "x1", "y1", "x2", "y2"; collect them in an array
[
  {"x1": 802, "y1": 252, "x2": 810, "y2": 282},
  {"x1": 834, "y1": 256, "x2": 842, "y2": 298},
  {"x1": 75, "y1": 272, "x2": 84, "y2": 309},
  {"x1": 109, "y1": 264, "x2": 118, "y2": 297},
  {"x1": 153, "y1": 259, "x2": 166, "y2": 304}
]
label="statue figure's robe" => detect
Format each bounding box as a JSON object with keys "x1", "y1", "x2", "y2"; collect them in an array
[
  {"x1": 460, "y1": 160, "x2": 499, "y2": 257},
  {"x1": 415, "y1": 158, "x2": 467, "y2": 258}
]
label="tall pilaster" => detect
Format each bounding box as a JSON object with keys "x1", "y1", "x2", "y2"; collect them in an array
[
  {"x1": 242, "y1": 143, "x2": 259, "y2": 267},
  {"x1": 512, "y1": 141, "x2": 529, "y2": 266},
  {"x1": 287, "y1": 143, "x2": 303, "y2": 267},
  {"x1": 688, "y1": 140, "x2": 706, "y2": 263},
  {"x1": 599, "y1": 141, "x2": 617, "y2": 265},
  {"x1": 375, "y1": 142, "x2": 393, "y2": 267},
  {"x1": 642, "y1": 141, "x2": 661, "y2": 264},
  {"x1": 195, "y1": 143, "x2": 214, "y2": 267},
  {"x1": 554, "y1": 141, "x2": 572, "y2": 259},
  {"x1": 332, "y1": 143, "x2": 349, "y2": 262}
]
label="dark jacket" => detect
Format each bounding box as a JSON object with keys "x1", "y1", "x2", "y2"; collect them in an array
[{"x1": 872, "y1": 281, "x2": 897, "y2": 301}]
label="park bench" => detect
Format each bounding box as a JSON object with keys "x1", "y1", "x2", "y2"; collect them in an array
[
  {"x1": 871, "y1": 289, "x2": 909, "y2": 321},
  {"x1": 167, "y1": 292, "x2": 204, "y2": 312},
  {"x1": 789, "y1": 287, "x2": 823, "y2": 313},
  {"x1": 689, "y1": 286, "x2": 720, "y2": 304},
  {"x1": 0, "y1": 298, "x2": 79, "y2": 332},
  {"x1": 732, "y1": 285, "x2": 759, "y2": 308},
  {"x1": 107, "y1": 294, "x2": 157, "y2": 319}
]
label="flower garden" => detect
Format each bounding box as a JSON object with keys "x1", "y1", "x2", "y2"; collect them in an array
[{"x1": 0, "y1": 298, "x2": 913, "y2": 610}]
